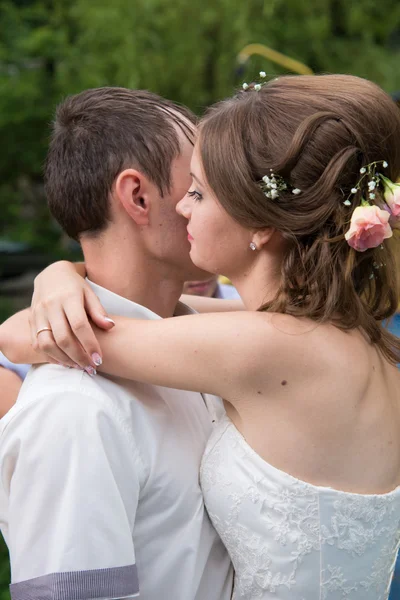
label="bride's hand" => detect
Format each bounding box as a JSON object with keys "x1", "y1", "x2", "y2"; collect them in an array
[{"x1": 31, "y1": 261, "x2": 115, "y2": 369}]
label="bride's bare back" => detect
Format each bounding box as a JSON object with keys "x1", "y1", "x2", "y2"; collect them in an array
[{"x1": 226, "y1": 317, "x2": 400, "y2": 495}]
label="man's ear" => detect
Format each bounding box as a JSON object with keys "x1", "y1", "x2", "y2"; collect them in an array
[{"x1": 114, "y1": 169, "x2": 152, "y2": 226}]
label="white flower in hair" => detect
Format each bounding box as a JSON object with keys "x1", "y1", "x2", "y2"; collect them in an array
[
  {"x1": 254, "y1": 84, "x2": 262, "y2": 91},
  {"x1": 259, "y1": 71, "x2": 266, "y2": 78},
  {"x1": 242, "y1": 83, "x2": 249, "y2": 90},
  {"x1": 259, "y1": 171, "x2": 300, "y2": 199},
  {"x1": 383, "y1": 161, "x2": 388, "y2": 168},
  {"x1": 344, "y1": 160, "x2": 391, "y2": 210}
]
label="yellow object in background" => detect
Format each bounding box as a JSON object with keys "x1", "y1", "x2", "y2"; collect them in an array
[
  {"x1": 219, "y1": 275, "x2": 234, "y2": 286},
  {"x1": 237, "y1": 44, "x2": 313, "y2": 76}
]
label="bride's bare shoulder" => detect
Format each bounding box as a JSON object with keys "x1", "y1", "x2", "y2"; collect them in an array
[
  {"x1": 218, "y1": 310, "x2": 323, "y2": 370},
  {"x1": 235, "y1": 311, "x2": 369, "y2": 374},
  {"x1": 232, "y1": 310, "x2": 322, "y2": 344}
]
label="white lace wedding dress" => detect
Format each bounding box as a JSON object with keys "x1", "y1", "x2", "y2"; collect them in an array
[{"x1": 201, "y1": 416, "x2": 400, "y2": 599}]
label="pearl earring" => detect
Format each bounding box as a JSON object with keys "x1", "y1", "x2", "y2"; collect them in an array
[{"x1": 249, "y1": 242, "x2": 257, "y2": 251}]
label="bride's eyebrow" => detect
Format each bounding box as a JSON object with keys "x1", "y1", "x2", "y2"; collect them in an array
[{"x1": 190, "y1": 172, "x2": 204, "y2": 187}]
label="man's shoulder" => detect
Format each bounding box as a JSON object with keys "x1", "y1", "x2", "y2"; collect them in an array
[
  {"x1": 0, "y1": 364, "x2": 146, "y2": 477},
  {"x1": 2, "y1": 364, "x2": 213, "y2": 438},
  {"x1": 20, "y1": 363, "x2": 98, "y2": 402},
  {"x1": 0, "y1": 365, "x2": 120, "y2": 433}
]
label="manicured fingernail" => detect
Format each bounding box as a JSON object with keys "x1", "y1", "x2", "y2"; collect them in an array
[
  {"x1": 104, "y1": 317, "x2": 115, "y2": 326},
  {"x1": 85, "y1": 366, "x2": 97, "y2": 377},
  {"x1": 92, "y1": 353, "x2": 102, "y2": 366}
]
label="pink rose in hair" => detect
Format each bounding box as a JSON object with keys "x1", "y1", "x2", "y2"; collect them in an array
[
  {"x1": 345, "y1": 205, "x2": 392, "y2": 252},
  {"x1": 381, "y1": 177, "x2": 400, "y2": 230}
]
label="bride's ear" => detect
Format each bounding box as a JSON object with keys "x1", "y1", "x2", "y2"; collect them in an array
[
  {"x1": 252, "y1": 227, "x2": 276, "y2": 249},
  {"x1": 114, "y1": 169, "x2": 151, "y2": 226}
]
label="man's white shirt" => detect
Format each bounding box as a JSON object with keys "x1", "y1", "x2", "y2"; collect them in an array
[{"x1": 0, "y1": 281, "x2": 233, "y2": 600}]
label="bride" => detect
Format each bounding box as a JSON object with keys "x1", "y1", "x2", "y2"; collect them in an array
[{"x1": 3, "y1": 74, "x2": 400, "y2": 599}]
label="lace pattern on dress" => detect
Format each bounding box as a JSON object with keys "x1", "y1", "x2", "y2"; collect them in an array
[{"x1": 201, "y1": 418, "x2": 400, "y2": 600}]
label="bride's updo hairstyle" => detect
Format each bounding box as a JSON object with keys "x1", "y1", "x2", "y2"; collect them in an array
[{"x1": 199, "y1": 74, "x2": 400, "y2": 363}]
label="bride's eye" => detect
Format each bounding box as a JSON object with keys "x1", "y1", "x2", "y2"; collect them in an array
[{"x1": 187, "y1": 190, "x2": 203, "y2": 202}]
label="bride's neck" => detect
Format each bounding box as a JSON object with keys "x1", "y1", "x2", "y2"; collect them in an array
[{"x1": 229, "y1": 253, "x2": 281, "y2": 311}]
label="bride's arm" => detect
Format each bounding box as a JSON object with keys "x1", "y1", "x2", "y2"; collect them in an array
[
  {"x1": 96, "y1": 311, "x2": 273, "y2": 399},
  {"x1": 0, "y1": 310, "x2": 49, "y2": 365},
  {"x1": 36, "y1": 260, "x2": 244, "y2": 315},
  {"x1": 2, "y1": 259, "x2": 244, "y2": 368},
  {"x1": 30, "y1": 261, "x2": 243, "y2": 362},
  {"x1": 58, "y1": 261, "x2": 245, "y2": 313},
  {"x1": 38, "y1": 260, "x2": 244, "y2": 313},
  {"x1": 1, "y1": 308, "x2": 280, "y2": 400}
]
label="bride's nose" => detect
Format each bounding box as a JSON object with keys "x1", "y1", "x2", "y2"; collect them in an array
[{"x1": 176, "y1": 194, "x2": 192, "y2": 219}]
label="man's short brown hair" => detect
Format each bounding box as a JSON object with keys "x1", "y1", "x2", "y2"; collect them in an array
[{"x1": 44, "y1": 87, "x2": 197, "y2": 240}]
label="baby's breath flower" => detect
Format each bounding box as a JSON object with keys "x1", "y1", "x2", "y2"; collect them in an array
[
  {"x1": 351, "y1": 188, "x2": 358, "y2": 194},
  {"x1": 259, "y1": 173, "x2": 301, "y2": 200},
  {"x1": 259, "y1": 71, "x2": 266, "y2": 78},
  {"x1": 343, "y1": 199, "x2": 352, "y2": 206},
  {"x1": 369, "y1": 192, "x2": 376, "y2": 199},
  {"x1": 368, "y1": 181, "x2": 376, "y2": 191},
  {"x1": 383, "y1": 161, "x2": 388, "y2": 168},
  {"x1": 360, "y1": 167, "x2": 366, "y2": 174},
  {"x1": 242, "y1": 83, "x2": 249, "y2": 90},
  {"x1": 254, "y1": 84, "x2": 262, "y2": 92}
]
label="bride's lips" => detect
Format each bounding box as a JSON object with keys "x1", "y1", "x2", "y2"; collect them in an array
[{"x1": 187, "y1": 229, "x2": 194, "y2": 241}]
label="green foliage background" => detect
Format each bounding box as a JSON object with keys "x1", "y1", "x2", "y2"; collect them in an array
[
  {"x1": 0, "y1": 0, "x2": 400, "y2": 596},
  {"x1": 1, "y1": 0, "x2": 400, "y2": 252}
]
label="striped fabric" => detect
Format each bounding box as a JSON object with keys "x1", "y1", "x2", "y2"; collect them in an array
[{"x1": 10, "y1": 564, "x2": 139, "y2": 600}]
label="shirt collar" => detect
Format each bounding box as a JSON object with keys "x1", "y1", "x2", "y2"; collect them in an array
[
  {"x1": 86, "y1": 279, "x2": 195, "y2": 320},
  {"x1": 86, "y1": 279, "x2": 218, "y2": 422}
]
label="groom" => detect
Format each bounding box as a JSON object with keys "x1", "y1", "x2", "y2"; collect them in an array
[{"x1": 0, "y1": 88, "x2": 233, "y2": 600}]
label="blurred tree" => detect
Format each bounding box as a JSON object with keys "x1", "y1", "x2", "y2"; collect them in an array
[{"x1": 1, "y1": 0, "x2": 400, "y2": 252}]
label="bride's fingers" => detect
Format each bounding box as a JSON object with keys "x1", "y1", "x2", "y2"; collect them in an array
[
  {"x1": 35, "y1": 328, "x2": 80, "y2": 368},
  {"x1": 31, "y1": 292, "x2": 100, "y2": 370},
  {"x1": 47, "y1": 302, "x2": 94, "y2": 369},
  {"x1": 83, "y1": 287, "x2": 115, "y2": 331},
  {"x1": 30, "y1": 297, "x2": 57, "y2": 352},
  {"x1": 29, "y1": 310, "x2": 39, "y2": 350},
  {"x1": 63, "y1": 297, "x2": 102, "y2": 368}
]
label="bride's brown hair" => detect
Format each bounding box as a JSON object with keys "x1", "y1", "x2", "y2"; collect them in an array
[{"x1": 199, "y1": 74, "x2": 400, "y2": 364}]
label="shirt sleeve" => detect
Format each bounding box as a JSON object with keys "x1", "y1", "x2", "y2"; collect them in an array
[{"x1": 0, "y1": 387, "x2": 142, "y2": 600}]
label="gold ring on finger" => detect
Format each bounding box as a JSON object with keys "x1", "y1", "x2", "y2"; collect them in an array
[{"x1": 36, "y1": 327, "x2": 53, "y2": 337}]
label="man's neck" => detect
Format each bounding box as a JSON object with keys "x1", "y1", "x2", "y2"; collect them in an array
[{"x1": 82, "y1": 238, "x2": 184, "y2": 319}]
